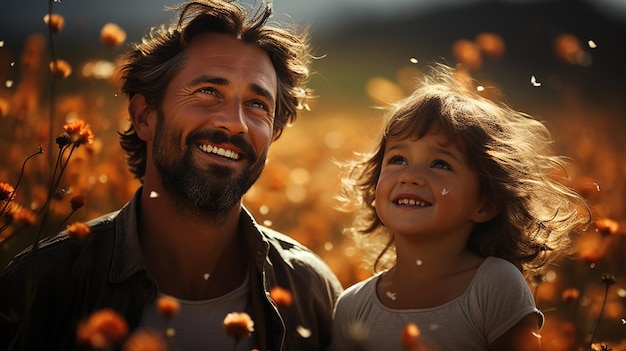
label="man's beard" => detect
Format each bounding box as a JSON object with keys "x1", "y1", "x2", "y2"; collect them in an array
[{"x1": 152, "y1": 112, "x2": 266, "y2": 217}]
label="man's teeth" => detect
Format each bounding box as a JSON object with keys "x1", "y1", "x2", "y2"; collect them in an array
[
  {"x1": 198, "y1": 144, "x2": 240, "y2": 160},
  {"x1": 396, "y1": 198, "x2": 429, "y2": 206}
]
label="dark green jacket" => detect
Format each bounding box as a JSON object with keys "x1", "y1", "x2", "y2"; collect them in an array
[{"x1": 0, "y1": 188, "x2": 343, "y2": 350}]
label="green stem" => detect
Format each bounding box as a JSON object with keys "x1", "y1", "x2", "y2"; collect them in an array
[
  {"x1": 47, "y1": 0, "x2": 58, "y2": 178},
  {"x1": 589, "y1": 284, "x2": 609, "y2": 345},
  {"x1": 0, "y1": 147, "x2": 43, "y2": 217}
]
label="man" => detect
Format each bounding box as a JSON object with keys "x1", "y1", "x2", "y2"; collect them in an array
[{"x1": 0, "y1": 1, "x2": 343, "y2": 350}]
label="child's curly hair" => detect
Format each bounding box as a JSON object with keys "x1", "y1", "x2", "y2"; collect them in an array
[{"x1": 338, "y1": 63, "x2": 591, "y2": 275}]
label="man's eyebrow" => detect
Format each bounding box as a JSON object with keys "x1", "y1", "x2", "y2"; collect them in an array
[
  {"x1": 250, "y1": 83, "x2": 275, "y2": 107},
  {"x1": 186, "y1": 75, "x2": 275, "y2": 106},
  {"x1": 187, "y1": 75, "x2": 228, "y2": 88}
]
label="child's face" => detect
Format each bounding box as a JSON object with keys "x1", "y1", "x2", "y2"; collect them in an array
[{"x1": 375, "y1": 131, "x2": 491, "y2": 241}]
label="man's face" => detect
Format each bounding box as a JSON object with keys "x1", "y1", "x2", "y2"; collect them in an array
[{"x1": 151, "y1": 32, "x2": 277, "y2": 216}]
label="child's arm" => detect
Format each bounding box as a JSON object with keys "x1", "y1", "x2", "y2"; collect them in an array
[{"x1": 488, "y1": 313, "x2": 542, "y2": 351}]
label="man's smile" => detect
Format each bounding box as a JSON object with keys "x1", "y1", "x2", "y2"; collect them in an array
[{"x1": 197, "y1": 142, "x2": 241, "y2": 160}]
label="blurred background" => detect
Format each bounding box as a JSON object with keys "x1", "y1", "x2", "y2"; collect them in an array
[{"x1": 1, "y1": 0, "x2": 626, "y2": 348}]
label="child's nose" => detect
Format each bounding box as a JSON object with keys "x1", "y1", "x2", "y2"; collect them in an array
[{"x1": 399, "y1": 168, "x2": 426, "y2": 187}]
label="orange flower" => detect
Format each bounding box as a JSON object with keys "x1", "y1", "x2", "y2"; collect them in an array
[
  {"x1": 123, "y1": 330, "x2": 167, "y2": 351},
  {"x1": 269, "y1": 286, "x2": 293, "y2": 307},
  {"x1": 594, "y1": 218, "x2": 619, "y2": 236},
  {"x1": 100, "y1": 23, "x2": 127, "y2": 48},
  {"x1": 77, "y1": 308, "x2": 129, "y2": 349},
  {"x1": 63, "y1": 119, "x2": 94, "y2": 146},
  {"x1": 49, "y1": 59, "x2": 72, "y2": 79},
  {"x1": 578, "y1": 251, "x2": 599, "y2": 266},
  {"x1": 0, "y1": 182, "x2": 14, "y2": 201},
  {"x1": 66, "y1": 222, "x2": 91, "y2": 240},
  {"x1": 475, "y1": 32, "x2": 505, "y2": 59},
  {"x1": 223, "y1": 312, "x2": 254, "y2": 342},
  {"x1": 561, "y1": 288, "x2": 580, "y2": 302},
  {"x1": 12, "y1": 207, "x2": 37, "y2": 227},
  {"x1": 156, "y1": 295, "x2": 180, "y2": 319},
  {"x1": 2, "y1": 202, "x2": 20, "y2": 218},
  {"x1": 43, "y1": 14, "x2": 65, "y2": 34},
  {"x1": 401, "y1": 323, "x2": 423, "y2": 351},
  {"x1": 553, "y1": 33, "x2": 582, "y2": 65},
  {"x1": 452, "y1": 39, "x2": 482, "y2": 71},
  {"x1": 0, "y1": 98, "x2": 9, "y2": 117},
  {"x1": 70, "y1": 194, "x2": 87, "y2": 211},
  {"x1": 591, "y1": 342, "x2": 612, "y2": 351}
]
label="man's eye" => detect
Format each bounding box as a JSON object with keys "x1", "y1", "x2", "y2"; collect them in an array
[
  {"x1": 249, "y1": 100, "x2": 269, "y2": 111},
  {"x1": 197, "y1": 87, "x2": 219, "y2": 96}
]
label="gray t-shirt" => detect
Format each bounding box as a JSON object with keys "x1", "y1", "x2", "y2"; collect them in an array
[
  {"x1": 140, "y1": 273, "x2": 254, "y2": 351},
  {"x1": 329, "y1": 257, "x2": 543, "y2": 351}
]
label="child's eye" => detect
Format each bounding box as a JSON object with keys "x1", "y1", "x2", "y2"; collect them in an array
[
  {"x1": 431, "y1": 159, "x2": 451, "y2": 170},
  {"x1": 388, "y1": 155, "x2": 408, "y2": 165}
]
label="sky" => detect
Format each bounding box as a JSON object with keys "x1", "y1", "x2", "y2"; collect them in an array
[
  {"x1": 1, "y1": 0, "x2": 624, "y2": 109},
  {"x1": 2, "y1": 0, "x2": 625, "y2": 42}
]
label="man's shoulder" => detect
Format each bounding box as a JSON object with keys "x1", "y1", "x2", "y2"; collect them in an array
[
  {"x1": 258, "y1": 225, "x2": 309, "y2": 251},
  {"x1": 257, "y1": 225, "x2": 342, "y2": 286},
  {"x1": 258, "y1": 225, "x2": 328, "y2": 268}
]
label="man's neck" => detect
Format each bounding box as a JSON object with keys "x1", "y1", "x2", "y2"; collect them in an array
[{"x1": 137, "y1": 185, "x2": 249, "y2": 300}]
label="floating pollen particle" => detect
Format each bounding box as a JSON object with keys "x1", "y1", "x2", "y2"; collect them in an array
[
  {"x1": 531, "y1": 75, "x2": 542, "y2": 87},
  {"x1": 297, "y1": 326, "x2": 312, "y2": 338}
]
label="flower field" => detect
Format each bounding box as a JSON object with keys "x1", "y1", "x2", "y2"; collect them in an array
[{"x1": 1, "y1": 1, "x2": 625, "y2": 349}]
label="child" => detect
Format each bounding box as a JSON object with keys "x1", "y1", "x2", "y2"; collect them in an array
[{"x1": 329, "y1": 64, "x2": 590, "y2": 351}]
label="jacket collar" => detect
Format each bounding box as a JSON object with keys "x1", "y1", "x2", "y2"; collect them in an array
[
  {"x1": 110, "y1": 188, "x2": 145, "y2": 283},
  {"x1": 109, "y1": 188, "x2": 271, "y2": 283}
]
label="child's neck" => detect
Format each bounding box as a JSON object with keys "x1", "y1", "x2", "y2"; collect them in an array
[{"x1": 377, "y1": 248, "x2": 483, "y2": 309}]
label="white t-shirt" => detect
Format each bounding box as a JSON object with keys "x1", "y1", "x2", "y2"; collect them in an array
[
  {"x1": 140, "y1": 274, "x2": 254, "y2": 351},
  {"x1": 329, "y1": 257, "x2": 543, "y2": 351}
]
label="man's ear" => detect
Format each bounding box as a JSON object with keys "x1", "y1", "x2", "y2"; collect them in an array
[
  {"x1": 128, "y1": 94, "x2": 157, "y2": 141},
  {"x1": 472, "y1": 198, "x2": 499, "y2": 224}
]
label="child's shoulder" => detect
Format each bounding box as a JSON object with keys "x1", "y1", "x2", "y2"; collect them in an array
[
  {"x1": 477, "y1": 256, "x2": 522, "y2": 277},
  {"x1": 338, "y1": 273, "x2": 381, "y2": 301},
  {"x1": 472, "y1": 257, "x2": 531, "y2": 296}
]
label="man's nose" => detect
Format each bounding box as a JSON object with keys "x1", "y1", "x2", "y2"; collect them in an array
[{"x1": 211, "y1": 99, "x2": 248, "y2": 135}]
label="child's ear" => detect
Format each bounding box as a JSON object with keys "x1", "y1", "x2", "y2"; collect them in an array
[
  {"x1": 128, "y1": 94, "x2": 157, "y2": 141},
  {"x1": 472, "y1": 198, "x2": 498, "y2": 223}
]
